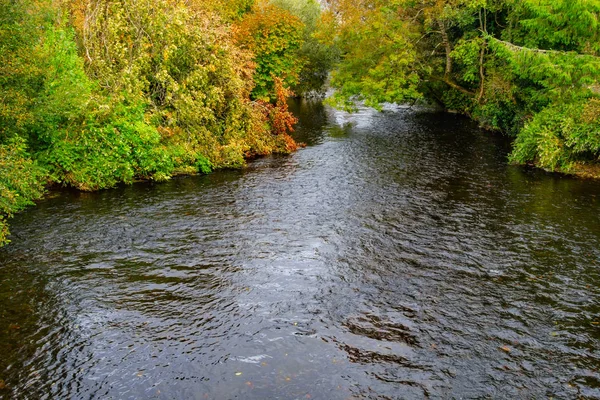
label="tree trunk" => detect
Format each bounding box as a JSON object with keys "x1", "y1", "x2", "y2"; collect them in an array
[{"x1": 438, "y1": 20, "x2": 452, "y2": 78}]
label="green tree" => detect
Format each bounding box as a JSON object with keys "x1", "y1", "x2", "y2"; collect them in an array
[
  {"x1": 319, "y1": 0, "x2": 600, "y2": 174},
  {"x1": 270, "y1": 0, "x2": 339, "y2": 96}
]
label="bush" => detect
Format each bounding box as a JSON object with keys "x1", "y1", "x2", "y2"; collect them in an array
[
  {"x1": 510, "y1": 98, "x2": 600, "y2": 171},
  {"x1": 0, "y1": 139, "x2": 45, "y2": 245}
]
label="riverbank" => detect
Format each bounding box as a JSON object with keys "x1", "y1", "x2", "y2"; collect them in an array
[
  {"x1": 0, "y1": 0, "x2": 315, "y2": 247},
  {"x1": 471, "y1": 113, "x2": 600, "y2": 181},
  {"x1": 0, "y1": 128, "x2": 298, "y2": 247},
  {"x1": 566, "y1": 162, "x2": 600, "y2": 179}
]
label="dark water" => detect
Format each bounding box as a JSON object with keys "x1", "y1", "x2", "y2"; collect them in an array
[{"x1": 2, "y1": 100, "x2": 600, "y2": 399}]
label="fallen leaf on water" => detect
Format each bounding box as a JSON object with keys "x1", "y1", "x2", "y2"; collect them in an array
[
  {"x1": 285, "y1": 377, "x2": 291, "y2": 381},
  {"x1": 136, "y1": 372, "x2": 144, "y2": 377},
  {"x1": 245, "y1": 381, "x2": 253, "y2": 388},
  {"x1": 235, "y1": 372, "x2": 242, "y2": 376},
  {"x1": 500, "y1": 346, "x2": 511, "y2": 353},
  {"x1": 260, "y1": 362, "x2": 268, "y2": 367}
]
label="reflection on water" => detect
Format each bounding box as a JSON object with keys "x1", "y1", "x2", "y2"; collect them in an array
[{"x1": 1, "y1": 98, "x2": 600, "y2": 399}]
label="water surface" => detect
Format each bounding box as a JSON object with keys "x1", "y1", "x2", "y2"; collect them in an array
[{"x1": 1, "y1": 100, "x2": 600, "y2": 399}]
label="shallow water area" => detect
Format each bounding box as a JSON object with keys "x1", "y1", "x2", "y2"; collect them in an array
[{"x1": 1, "y1": 99, "x2": 600, "y2": 399}]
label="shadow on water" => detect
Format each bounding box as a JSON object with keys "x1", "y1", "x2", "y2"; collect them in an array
[{"x1": 2, "y1": 99, "x2": 600, "y2": 399}]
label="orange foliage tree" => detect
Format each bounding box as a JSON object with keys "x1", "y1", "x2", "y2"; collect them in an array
[
  {"x1": 266, "y1": 77, "x2": 298, "y2": 151},
  {"x1": 234, "y1": 1, "x2": 305, "y2": 101}
]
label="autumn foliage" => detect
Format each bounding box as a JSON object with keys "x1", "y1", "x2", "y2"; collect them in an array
[
  {"x1": 261, "y1": 77, "x2": 298, "y2": 151},
  {"x1": 234, "y1": 1, "x2": 305, "y2": 101},
  {"x1": 0, "y1": 0, "x2": 307, "y2": 245}
]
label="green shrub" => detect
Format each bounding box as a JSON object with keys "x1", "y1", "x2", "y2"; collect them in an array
[
  {"x1": 510, "y1": 98, "x2": 600, "y2": 171},
  {"x1": 0, "y1": 139, "x2": 45, "y2": 245}
]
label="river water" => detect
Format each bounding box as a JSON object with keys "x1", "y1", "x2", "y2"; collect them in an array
[{"x1": 1, "y1": 100, "x2": 600, "y2": 399}]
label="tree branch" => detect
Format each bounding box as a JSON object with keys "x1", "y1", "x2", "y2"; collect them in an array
[
  {"x1": 430, "y1": 76, "x2": 477, "y2": 96},
  {"x1": 438, "y1": 20, "x2": 452, "y2": 78},
  {"x1": 490, "y1": 37, "x2": 600, "y2": 59}
]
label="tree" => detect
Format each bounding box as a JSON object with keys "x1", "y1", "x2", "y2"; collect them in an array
[
  {"x1": 270, "y1": 0, "x2": 339, "y2": 96},
  {"x1": 234, "y1": 1, "x2": 305, "y2": 101},
  {"x1": 318, "y1": 0, "x2": 422, "y2": 110},
  {"x1": 319, "y1": 0, "x2": 600, "y2": 173}
]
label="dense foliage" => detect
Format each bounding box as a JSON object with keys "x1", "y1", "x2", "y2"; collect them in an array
[
  {"x1": 234, "y1": 1, "x2": 305, "y2": 101},
  {"x1": 0, "y1": 0, "x2": 319, "y2": 245},
  {"x1": 320, "y1": 0, "x2": 600, "y2": 173},
  {"x1": 270, "y1": 0, "x2": 339, "y2": 96}
]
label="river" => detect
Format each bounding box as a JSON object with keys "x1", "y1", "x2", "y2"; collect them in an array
[{"x1": 1, "y1": 100, "x2": 600, "y2": 399}]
